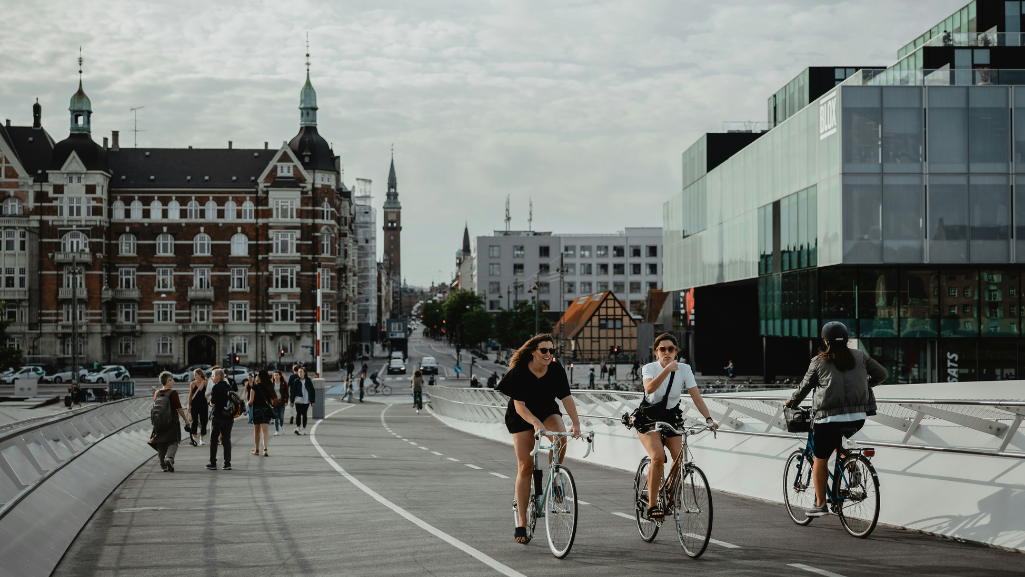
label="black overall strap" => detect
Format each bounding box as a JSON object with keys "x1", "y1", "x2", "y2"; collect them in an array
[{"x1": 653, "y1": 371, "x2": 675, "y2": 411}]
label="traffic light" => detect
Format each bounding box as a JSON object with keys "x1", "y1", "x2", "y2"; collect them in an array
[
  {"x1": 280, "y1": 348, "x2": 285, "y2": 356},
  {"x1": 234, "y1": 355, "x2": 240, "y2": 364}
]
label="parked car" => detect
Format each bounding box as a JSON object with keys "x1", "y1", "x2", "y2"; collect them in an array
[
  {"x1": 0, "y1": 365, "x2": 45, "y2": 384},
  {"x1": 82, "y1": 365, "x2": 130, "y2": 384},
  {"x1": 42, "y1": 366, "x2": 89, "y2": 383},
  {"x1": 224, "y1": 366, "x2": 253, "y2": 385},
  {"x1": 127, "y1": 360, "x2": 161, "y2": 378},
  {"x1": 386, "y1": 358, "x2": 406, "y2": 374},
  {"x1": 419, "y1": 356, "x2": 439, "y2": 375},
  {"x1": 172, "y1": 364, "x2": 212, "y2": 382}
]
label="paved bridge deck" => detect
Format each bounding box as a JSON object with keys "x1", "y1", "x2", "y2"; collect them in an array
[{"x1": 52, "y1": 396, "x2": 1022, "y2": 577}]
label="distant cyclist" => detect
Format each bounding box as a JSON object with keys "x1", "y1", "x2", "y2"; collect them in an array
[
  {"x1": 497, "y1": 333, "x2": 582, "y2": 545},
  {"x1": 630, "y1": 333, "x2": 716, "y2": 520},
  {"x1": 785, "y1": 322, "x2": 887, "y2": 517}
]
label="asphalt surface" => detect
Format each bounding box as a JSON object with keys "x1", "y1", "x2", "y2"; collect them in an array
[{"x1": 54, "y1": 384, "x2": 1022, "y2": 576}]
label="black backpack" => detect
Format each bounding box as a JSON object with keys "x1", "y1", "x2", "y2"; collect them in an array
[{"x1": 151, "y1": 390, "x2": 175, "y2": 430}]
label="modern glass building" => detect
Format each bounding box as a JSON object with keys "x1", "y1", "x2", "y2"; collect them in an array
[{"x1": 664, "y1": 0, "x2": 1025, "y2": 383}]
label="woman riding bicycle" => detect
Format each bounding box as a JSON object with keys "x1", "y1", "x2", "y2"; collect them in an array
[
  {"x1": 497, "y1": 333, "x2": 581, "y2": 545},
  {"x1": 633, "y1": 333, "x2": 716, "y2": 520},
  {"x1": 784, "y1": 322, "x2": 887, "y2": 517}
]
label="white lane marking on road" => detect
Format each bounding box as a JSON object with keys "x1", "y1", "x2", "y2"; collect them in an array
[
  {"x1": 310, "y1": 406, "x2": 527, "y2": 577},
  {"x1": 447, "y1": 457, "x2": 460, "y2": 462},
  {"x1": 409, "y1": 442, "x2": 418, "y2": 445},
  {"x1": 611, "y1": 512, "x2": 633, "y2": 519},
  {"x1": 371, "y1": 455, "x2": 378, "y2": 458},
  {"x1": 577, "y1": 500, "x2": 590, "y2": 505},
  {"x1": 489, "y1": 472, "x2": 509, "y2": 479},
  {"x1": 431, "y1": 451, "x2": 443, "y2": 456},
  {"x1": 681, "y1": 534, "x2": 740, "y2": 549},
  {"x1": 789, "y1": 564, "x2": 847, "y2": 577},
  {"x1": 114, "y1": 507, "x2": 169, "y2": 512},
  {"x1": 465, "y1": 464, "x2": 483, "y2": 470},
  {"x1": 420, "y1": 447, "x2": 429, "y2": 450},
  {"x1": 402, "y1": 438, "x2": 409, "y2": 441}
]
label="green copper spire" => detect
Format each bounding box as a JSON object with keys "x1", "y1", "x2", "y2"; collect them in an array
[
  {"x1": 69, "y1": 48, "x2": 92, "y2": 134},
  {"x1": 299, "y1": 33, "x2": 318, "y2": 127}
]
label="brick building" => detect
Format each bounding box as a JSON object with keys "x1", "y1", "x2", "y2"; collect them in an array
[{"x1": 0, "y1": 64, "x2": 359, "y2": 369}]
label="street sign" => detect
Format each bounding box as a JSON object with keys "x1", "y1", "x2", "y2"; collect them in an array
[{"x1": 454, "y1": 365, "x2": 462, "y2": 374}]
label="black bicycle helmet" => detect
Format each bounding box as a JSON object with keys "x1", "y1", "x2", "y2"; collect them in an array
[{"x1": 821, "y1": 321, "x2": 849, "y2": 343}]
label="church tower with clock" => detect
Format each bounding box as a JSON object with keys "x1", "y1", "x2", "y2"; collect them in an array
[{"x1": 382, "y1": 151, "x2": 402, "y2": 315}]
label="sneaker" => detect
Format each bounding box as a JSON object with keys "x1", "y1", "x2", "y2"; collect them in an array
[
  {"x1": 416, "y1": 408, "x2": 420, "y2": 414},
  {"x1": 301, "y1": 428, "x2": 307, "y2": 435},
  {"x1": 160, "y1": 462, "x2": 168, "y2": 471},
  {"x1": 222, "y1": 464, "x2": 232, "y2": 470},
  {"x1": 205, "y1": 463, "x2": 217, "y2": 470},
  {"x1": 289, "y1": 417, "x2": 294, "y2": 425},
  {"x1": 805, "y1": 504, "x2": 829, "y2": 517},
  {"x1": 294, "y1": 429, "x2": 300, "y2": 435},
  {"x1": 273, "y1": 431, "x2": 279, "y2": 436},
  {"x1": 166, "y1": 460, "x2": 174, "y2": 473},
  {"x1": 199, "y1": 439, "x2": 204, "y2": 446}
]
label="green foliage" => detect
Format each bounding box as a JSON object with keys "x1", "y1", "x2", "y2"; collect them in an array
[
  {"x1": 493, "y1": 299, "x2": 553, "y2": 350},
  {"x1": 442, "y1": 289, "x2": 484, "y2": 331},
  {"x1": 0, "y1": 301, "x2": 22, "y2": 371},
  {"x1": 460, "y1": 308, "x2": 493, "y2": 348},
  {"x1": 422, "y1": 301, "x2": 444, "y2": 332}
]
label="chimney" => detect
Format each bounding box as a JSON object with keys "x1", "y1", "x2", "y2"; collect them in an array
[
  {"x1": 264, "y1": 142, "x2": 268, "y2": 149},
  {"x1": 32, "y1": 99, "x2": 41, "y2": 129},
  {"x1": 103, "y1": 137, "x2": 108, "y2": 150},
  {"x1": 111, "y1": 131, "x2": 120, "y2": 151},
  {"x1": 4, "y1": 120, "x2": 9, "y2": 127},
  {"x1": 228, "y1": 141, "x2": 232, "y2": 149}
]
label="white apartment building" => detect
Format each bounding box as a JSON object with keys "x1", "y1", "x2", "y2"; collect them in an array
[
  {"x1": 354, "y1": 178, "x2": 377, "y2": 326},
  {"x1": 473, "y1": 227, "x2": 662, "y2": 316}
]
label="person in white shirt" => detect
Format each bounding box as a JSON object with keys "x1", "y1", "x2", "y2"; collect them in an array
[{"x1": 632, "y1": 333, "x2": 716, "y2": 520}]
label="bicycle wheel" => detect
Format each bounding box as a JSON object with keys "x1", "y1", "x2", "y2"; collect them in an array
[
  {"x1": 366, "y1": 385, "x2": 376, "y2": 396},
  {"x1": 634, "y1": 457, "x2": 659, "y2": 542},
  {"x1": 837, "y1": 455, "x2": 879, "y2": 538},
  {"x1": 783, "y1": 449, "x2": 815, "y2": 526},
  {"x1": 545, "y1": 464, "x2": 578, "y2": 558},
  {"x1": 382, "y1": 385, "x2": 392, "y2": 396},
  {"x1": 675, "y1": 464, "x2": 712, "y2": 558}
]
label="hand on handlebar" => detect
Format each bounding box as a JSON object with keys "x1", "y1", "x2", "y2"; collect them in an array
[{"x1": 568, "y1": 421, "x2": 580, "y2": 439}]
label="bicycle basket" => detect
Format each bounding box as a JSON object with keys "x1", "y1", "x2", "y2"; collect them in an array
[{"x1": 784, "y1": 407, "x2": 812, "y2": 433}]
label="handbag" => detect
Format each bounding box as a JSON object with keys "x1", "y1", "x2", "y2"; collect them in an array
[
  {"x1": 623, "y1": 372, "x2": 675, "y2": 431},
  {"x1": 784, "y1": 406, "x2": 812, "y2": 433}
]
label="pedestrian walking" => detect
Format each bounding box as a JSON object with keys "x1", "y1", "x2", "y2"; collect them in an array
[
  {"x1": 206, "y1": 368, "x2": 233, "y2": 470},
  {"x1": 470, "y1": 374, "x2": 479, "y2": 388},
  {"x1": 243, "y1": 374, "x2": 255, "y2": 425},
  {"x1": 287, "y1": 365, "x2": 299, "y2": 424},
  {"x1": 600, "y1": 361, "x2": 607, "y2": 380},
  {"x1": 148, "y1": 371, "x2": 189, "y2": 472},
  {"x1": 272, "y1": 370, "x2": 287, "y2": 436},
  {"x1": 249, "y1": 370, "x2": 275, "y2": 456},
  {"x1": 410, "y1": 369, "x2": 424, "y2": 413},
  {"x1": 341, "y1": 377, "x2": 354, "y2": 403},
  {"x1": 724, "y1": 359, "x2": 735, "y2": 380},
  {"x1": 361, "y1": 362, "x2": 368, "y2": 377},
  {"x1": 187, "y1": 368, "x2": 208, "y2": 446},
  {"x1": 588, "y1": 368, "x2": 596, "y2": 389},
  {"x1": 358, "y1": 371, "x2": 366, "y2": 403},
  {"x1": 345, "y1": 361, "x2": 355, "y2": 380},
  {"x1": 609, "y1": 364, "x2": 616, "y2": 385},
  {"x1": 290, "y1": 366, "x2": 315, "y2": 435},
  {"x1": 487, "y1": 372, "x2": 498, "y2": 388}
]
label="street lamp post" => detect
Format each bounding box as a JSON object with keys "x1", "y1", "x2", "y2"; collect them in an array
[{"x1": 527, "y1": 284, "x2": 539, "y2": 335}]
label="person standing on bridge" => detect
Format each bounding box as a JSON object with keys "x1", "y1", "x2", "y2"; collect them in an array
[
  {"x1": 206, "y1": 368, "x2": 233, "y2": 470},
  {"x1": 249, "y1": 370, "x2": 275, "y2": 457},
  {"x1": 149, "y1": 371, "x2": 189, "y2": 473},
  {"x1": 785, "y1": 322, "x2": 887, "y2": 518},
  {"x1": 358, "y1": 371, "x2": 366, "y2": 403},
  {"x1": 272, "y1": 371, "x2": 287, "y2": 436},
  {"x1": 286, "y1": 365, "x2": 299, "y2": 425},
  {"x1": 498, "y1": 333, "x2": 582, "y2": 545},
  {"x1": 187, "y1": 368, "x2": 208, "y2": 447},
  {"x1": 291, "y1": 366, "x2": 315, "y2": 435}
]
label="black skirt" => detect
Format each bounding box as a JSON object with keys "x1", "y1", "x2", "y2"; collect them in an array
[{"x1": 252, "y1": 406, "x2": 274, "y2": 425}]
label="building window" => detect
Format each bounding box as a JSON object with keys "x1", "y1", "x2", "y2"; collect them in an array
[
  {"x1": 613, "y1": 263, "x2": 625, "y2": 275},
  {"x1": 489, "y1": 282, "x2": 501, "y2": 294},
  {"x1": 119, "y1": 233, "x2": 136, "y2": 255},
  {"x1": 167, "y1": 200, "x2": 180, "y2": 220},
  {"x1": 646, "y1": 245, "x2": 657, "y2": 258},
  {"x1": 112, "y1": 200, "x2": 125, "y2": 219},
  {"x1": 277, "y1": 164, "x2": 293, "y2": 176},
  {"x1": 580, "y1": 281, "x2": 593, "y2": 293},
  {"x1": 538, "y1": 282, "x2": 550, "y2": 294},
  {"x1": 321, "y1": 306, "x2": 332, "y2": 322},
  {"x1": 18, "y1": 230, "x2": 25, "y2": 252},
  {"x1": 613, "y1": 246, "x2": 625, "y2": 258},
  {"x1": 274, "y1": 267, "x2": 297, "y2": 289},
  {"x1": 2, "y1": 198, "x2": 22, "y2": 216},
  {"x1": 230, "y1": 301, "x2": 249, "y2": 322},
  {"x1": 274, "y1": 302, "x2": 296, "y2": 322},
  {"x1": 565, "y1": 282, "x2": 575, "y2": 294},
  {"x1": 513, "y1": 263, "x2": 524, "y2": 276},
  {"x1": 580, "y1": 263, "x2": 593, "y2": 275},
  {"x1": 241, "y1": 201, "x2": 255, "y2": 220},
  {"x1": 117, "y1": 303, "x2": 137, "y2": 323},
  {"x1": 156, "y1": 267, "x2": 174, "y2": 290},
  {"x1": 321, "y1": 233, "x2": 331, "y2": 255},
  {"x1": 194, "y1": 233, "x2": 211, "y2": 256},
  {"x1": 613, "y1": 281, "x2": 625, "y2": 293},
  {"x1": 156, "y1": 233, "x2": 174, "y2": 255},
  {"x1": 631, "y1": 263, "x2": 641, "y2": 275},
  {"x1": 597, "y1": 281, "x2": 608, "y2": 292},
  {"x1": 193, "y1": 268, "x2": 211, "y2": 289},
  {"x1": 17, "y1": 267, "x2": 25, "y2": 288},
  {"x1": 321, "y1": 201, "x2": 331, "y2": 221},
  {"x1": 630, "y1": 281, "x2": 641, "y2": 294},
  {"x1": 278, "y1": 337, "x2": 295, "y2": 355},
  {"x1": 274, "y1": 199, "x2": 297, "y2": 220},
  {"x1": 323, "y1": 336, "x2": 334, "y2": 355},
  {"x1": 118, "y1": 337, "x2": 135, "y2": 355},
  {"x1": 62, "y1": 304, "x2": 84, "y2": 322},
  {"x1": 62, "y1": 267, "x2": 84, "y2": 288},
  {"x1": 187, "y1": 200, "x2": 201, "y2": 220},
  {"x1": 489, "y1": 263, "x2": 501, "y2": 276},
  {"x1": 3, "y1": 268, "x2": 13, "y2": 288},
  {"x1": 193, "y1": 305, "x2": 211, "y2": 323},
  {"x1": 205, "y1": 200, "x2": 217, "y2": 220},
  {"x1": 596, "y1": 246, "x2": 609, "y2": 257},
  {"x1": 630, "y1": 245, "x2": 641, "y2": 258},
  {"x1": 646, "y1": 263, "x2": 657, "y2": 275},
  {"x1": 66, "y1": 197, "x2": 82, "y2": 217},
  {"x1": 564, "y1": 245, "x2": 575, "y2": 257},
  {"x1": 150, "y1": 200, "x2": 162, "y2": 220},
  {"x1": 489, "y1": 245, "x2": 500, "y2": 258},
  {"x1": 273, "y1": 231, "x2": 296, "y2": 254},
  {"x1": 538, "y1": 263, "x2": 549, "y2": 274},
  {"x1": 155, "y1": 302, "x2": 175, "y2": 323},
  {"x1": 564, "y1": 263, "x2": 575, "y2": 275},
  {"x1": 580, "y1": 246, "x2": 592, "y2": 258},
  {"x1": 489, "y1": 300, "x2": 499, "y2": 311},
  {"x1": 320, "y1": 269, "x2": 332, "y2": 290},
  {"x1": 118, "y1": 268, "x2": 136, "y2": 289},
  {"x1": 224, "y1": 201, "x2": 236, "y2": 220},
  {"x1": 513, "y1": 245, "x2": 524, "y2": 258},
  {"x1": 61, "y1": 231, "x2": 87, "y2": 253},
  {"x1": 230, "y1": 268, "x2": 248, "y2": 290},
  {"x1": 63, "y1": 338, "x2": 84, "y2": 356},
  {"x1": 647, "y1": 281, "x2": 658, "y2": 291},
  {"x1": 156, "y1": 336, "x2": 173, "y2": 356},
  {"x1": 597, "y1": 263, "x2": 609, "y2": 275},
  {"x1": 231, "y1": 336, "x2": 248, "y2": 354},
  {"x1": 539, "y1": 246, "x2": 550, "y2": 258},
  {"x1": 230, "y1": 233, "x2": 248, "y2": 256},
  {"x1": 130, "y1": 200, "x2": 143, "y2": 220}
]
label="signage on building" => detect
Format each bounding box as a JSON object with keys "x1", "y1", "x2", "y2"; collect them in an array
[
  {"x1": 946, "y1": 351, "x2": 959, "y2": 382},
  {"x1": 819, "y1": 91, "x2": 838, "y2": 140},
  {"x1": 387, "y1": 319, "x2": 407, "y2": 340}
]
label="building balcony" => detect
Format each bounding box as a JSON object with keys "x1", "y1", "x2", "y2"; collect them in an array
[
  {"x1": 181, "y1": 323, "x2": 219, "y2": 333},
  {"x1": 114, "y1": 323, "x2": 141, "y2": 333},
  {"x1": 106, "y1": 287, "x2": 142, "y2": 300},
  {"x1": 187, "y1": 287, "x2": 215, "y2": 301},
  {"x1": 0, "y1": 288, "x2": 28, "y2": 301},
  {"x1": 57, "y1": 287, "x2": 88, "y2": 300},
  {"x1": 268, "y1": 322, "x2": 301, "y2": 334},
  {"x1": 54, "y1": 252, "x2": 93, "y2": 264}
]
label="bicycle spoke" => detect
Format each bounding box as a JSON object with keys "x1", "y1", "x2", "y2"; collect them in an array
[
  {"x1": 634, "y1": 457, "x2": 659, "y2": 542},
  {"x1": 545, "y1": 465, "x2": 578, "y2": 558},
  {"x1": 783, "y1": 450, "x2": 815, "y2": 526},
  {"x1": 837, "y1": 456, "x2": 879, "y2": 538},
  {"x1": 675, "y1": 465, "x2": 712, "y2": 558}
]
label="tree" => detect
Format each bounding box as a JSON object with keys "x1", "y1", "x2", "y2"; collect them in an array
[
  {"x1": 0, "y1": 301, "x2": 22, "y2": 371},
  {"x1": 422, "y1": 301, "x2": 444, "y2": 335},
  {"x1": 442, "y1": 289, "x2": 484, "y2": 332},
  {"x1": 461, "y1": 308, "x2": 493, "y2": 349},
  {"x1": 493, "y1": 299, "x2": 552, "y2": 351}
]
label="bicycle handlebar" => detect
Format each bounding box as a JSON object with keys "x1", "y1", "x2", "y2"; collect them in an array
[
  {"x1": 649, "y1": 421, "x2": 717, "y2": 438},
  {"x1": 530, "y1": 429, "x2": 596, "y2": 458}
]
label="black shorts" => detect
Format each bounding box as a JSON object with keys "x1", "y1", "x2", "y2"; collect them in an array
[
  {"x1": 811, "y1": 420, "x2": 865, "y2": 459},
  {"x1": 633, "y1": 406, "x2": 684, "y2": 438},
  {"x1": 505, "y1": 407, "x2": 561, "y2": 434}
]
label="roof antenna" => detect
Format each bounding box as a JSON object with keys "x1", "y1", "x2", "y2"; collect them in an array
[
  {"x1": 528, "y1": 198, "x2": 533, "y2": 231},
  {"x1": 130, "y1": 106, "x2": 145, "y2": 148},
  {"x1": 77, "y1": 47, "x2": 83, "y2": 86},
  {"x1": 504, "y1": 194, "x2": 511, "y2": 232}
]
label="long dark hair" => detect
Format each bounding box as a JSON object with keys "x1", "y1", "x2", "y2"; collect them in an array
[
  {"x1": 257, "y1": 370, "x2": 276, "y2": 401},
  {"x1": 816, "y1": 341, "x2": 856, "y2": 372},
  {"x1": 274, "y1": 370, "x2": 288, "y2": 400},
  {"x1": 509, "y1": 333, "x2": 555, "y2": 370}
]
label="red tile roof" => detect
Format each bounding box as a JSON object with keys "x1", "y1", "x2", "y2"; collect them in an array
[{"x1": 555, "y1": 291, "x2": 634, "y2": 340}]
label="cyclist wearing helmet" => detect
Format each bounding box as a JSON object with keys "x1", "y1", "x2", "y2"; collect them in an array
[{"x1": 785, "y1": 321, "x2": 887, "y2": 517}]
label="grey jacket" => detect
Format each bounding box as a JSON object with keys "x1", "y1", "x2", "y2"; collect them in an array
[{"x1": 790, "y1": 349, "x2": 888, "y2": 420}]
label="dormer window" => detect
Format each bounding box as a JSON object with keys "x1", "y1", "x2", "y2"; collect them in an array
[
  {"x1": 186, "y1": 176, "x2": 192, "y2": 182},
  {"x1": 204, "y1": 176, "x2": 210, "y2": 181},
  {"x1": 277, "y1": 164, "x2": 293, "y2": 177}
]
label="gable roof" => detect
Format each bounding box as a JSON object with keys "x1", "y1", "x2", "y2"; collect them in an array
[
  {"x1": 0, "y1": 124, "x2": 55, "y2": 182},
  {"x1": 645, "y1": 289, "x2": 670, "y2": 323},
  {"x1": 108, "y1": 148, "x2": 273, "y2": 189},
  {"x1": 555, "y1": 291, "x2": 635, "y2": 340}
]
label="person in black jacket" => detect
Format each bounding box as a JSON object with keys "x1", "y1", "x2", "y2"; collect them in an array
[
  {"x1": 206, "y1": 369, "x2": 233, "y2": 471},
  {"x1": 287, "y1": 364, "x2": 301, "y2": 425},
  {"x1": 290, "y1": 366, "x2": 316, "y2": 435}
]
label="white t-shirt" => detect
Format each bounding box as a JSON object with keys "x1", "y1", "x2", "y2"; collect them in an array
[{"x1": 641, "y1": 361, "x2": 697, "y2": 409}]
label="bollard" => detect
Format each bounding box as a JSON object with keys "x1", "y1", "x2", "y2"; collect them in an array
[{"x1": 312, "y1": 377, "x2": 325, "y2": 419}]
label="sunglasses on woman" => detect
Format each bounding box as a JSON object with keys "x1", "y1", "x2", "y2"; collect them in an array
[
  {"x1": 658, "y1": 345, "x2": 677, "y2": 353},
  {"x1": 536, "y1": 347, "x2": 555, "y2": 355}
]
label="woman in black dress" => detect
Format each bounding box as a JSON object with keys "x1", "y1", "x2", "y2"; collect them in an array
[
  {"x1": 249, "y1": 370, "x2": 276, "y2": 457},
  {"x1": 497, "y1": 333, "x2": 581, "y2": 544}
]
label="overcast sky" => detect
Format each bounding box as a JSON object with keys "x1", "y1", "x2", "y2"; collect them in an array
[{"x1": 0, "y1": 0, "x2": 964, "y2": 287}]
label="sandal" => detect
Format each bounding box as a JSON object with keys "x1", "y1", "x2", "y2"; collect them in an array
[
  {"x1": 251, "y1": 449, "x2": 258, "y2": 456},
  {"x1": 263, "y1": 449, "x2": 268, "y2": 457},
  {"x1": 647, "y1": 505, "x2": 664, "y2": 521},
  {"x1": 514, "y1": 526, "x2": 530, "y2": 544}
]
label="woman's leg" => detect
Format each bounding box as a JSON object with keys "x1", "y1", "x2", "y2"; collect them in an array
[
  {"x1": 261, "y1": 424, "x2": 270, "y2": 451},
  {"x1": 253, "y1": 423, "x2": 260, "y2": 452},
  {"x1": 540, "y1": 414, "x2": 568, "y2": 464},
  {"x1": 512, "y1": 430, "x2": 536, "y2": 536},
  {"x1": 198, "y1": 407, "x2": 208, "y2": 441},
  {"x1": 636, "y1": 431, "x2": 667, "y2": 510}
]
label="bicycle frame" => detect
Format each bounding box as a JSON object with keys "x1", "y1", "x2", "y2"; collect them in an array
[
  {"x1": 645, "y1": 422, "x2": 714, "y2": 515},
  {"x1": 794, "y1": 431, "x2": 868, "y2": 508},
  {"x1": 529, "y1": 429, "x2": 594, "y2": 518}
]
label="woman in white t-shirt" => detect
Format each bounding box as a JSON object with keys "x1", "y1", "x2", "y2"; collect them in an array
[{"x1": 633, "y1": 333, "x2": 716, "y2": 520}]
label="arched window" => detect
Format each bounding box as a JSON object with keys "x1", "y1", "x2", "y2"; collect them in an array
[
  {"x1": 224, "y1": 200, "x2": 237, "y2": 220},
  {"x1": 278, "y1": 337, "x2": 294, "y2": 355},
  {"x1": 230, "y1": 336, "x2": 248, "y2": 354},
  {"x1": 156, "y1": 336, "x2": 173, "y2": 356},
  {"x1": 63, "y1": 338, "x2": 84, "y2": 356},
  {"x1": 156, "y1": 233, "x2": 174, "y2": 256},
  {"x1": 230, "y1": 233, "x2": 248, "y2": 256},
  {"x1": 112, "y1": 200, "x2": 125, "y2": 220},
  {"x1": 205, "y1": 200, "x2": 217, "y2": 220},
  {"x1": 150, "y1": 200, "x2": 162, "y2": 220},
  {"x1": 61, "y1": 231, "x2": 86, "y2": 252},
  {"x1": 119, "y1": 233, "x2": 136, "y2": 256},
  {"x1": 241, "y1": 201, "x2": 254, "y2": 220},
  {"x1": 194, "y1": 233, "x2": 211, "y2": 256},
  {"x1": 130, "y1": 200, "x2": 143, "y2": 220},
  {"x1": 118, "y1": 337, "x2": 135, "y2": 355},
  {"x1": 2, "y1": 198, "x2": 22, "y2": 216},
  {"x1": 167, "y1": 200, "x2": 181, "y2": 220},
  {"x1": 187, "y1": 200, "x2": 201, "y2": 220},
  {"x1": 320, "y1": 201, "x2": 331, "y2": 221}
]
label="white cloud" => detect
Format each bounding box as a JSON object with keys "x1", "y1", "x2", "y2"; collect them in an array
[{"x1": 0, "y1": 0, "x2": 965, "y2": 285}]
